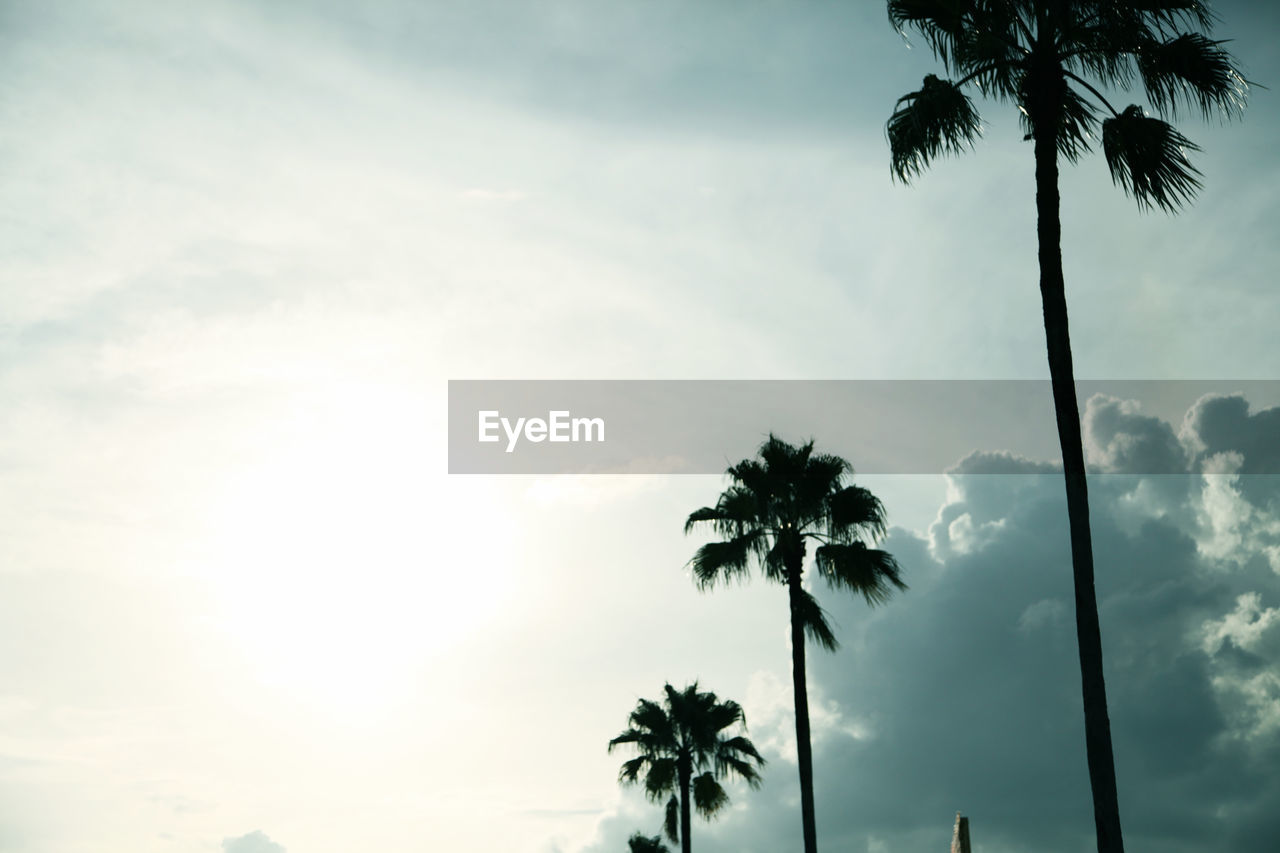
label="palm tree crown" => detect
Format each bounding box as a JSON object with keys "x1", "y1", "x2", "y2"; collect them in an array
[
  {"x1": 686, "y1": 435, "x2": 905, "y2": 650},
  {"x1": 608, "y1": 682, "x2": 764, "y2": 853},
  {"x1": 686, "y1": 435, "x2": 904, "y2": 853},
  {"x1": 887, "y1": 0, "x2": 1249, "y2": 210}
]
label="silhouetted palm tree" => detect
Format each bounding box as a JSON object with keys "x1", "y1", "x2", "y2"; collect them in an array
[
  {"x1": 627, "y1": 832, "x2": 672, "y2": 853},
  {"x1": 885, "y1": 4, "x2": 1249, "y2": 852},
  {"x1": 608, "y1": 682, "x2": 765, "y2": 853},
  {"x1": 685, "y1": 435, "x2": 904, "y2": 853}
]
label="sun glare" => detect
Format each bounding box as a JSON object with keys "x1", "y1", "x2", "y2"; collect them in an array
[{"x1": 196, "y1": 383, "x2": 510, "y2": 720}]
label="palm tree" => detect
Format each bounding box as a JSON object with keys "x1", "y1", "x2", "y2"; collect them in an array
[
  {"x1": 884, "y1": 3, "x2": 1249, "y2": 852},
  {"x1": 627, "y1": 832, "x2": 672, "y2": 853},
  {"x1": 685, "y1": 435, "x2": 905, "y2": 853},
  {"x1": 608, "y1": 682, "x2": 765, "y2": 853}
]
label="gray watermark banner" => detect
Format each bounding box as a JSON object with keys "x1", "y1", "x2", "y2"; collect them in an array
[{"x1": 447, "y1": 380, "x2": 1280, "y2": 475}]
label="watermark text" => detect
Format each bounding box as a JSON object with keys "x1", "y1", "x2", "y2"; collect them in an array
[{"x1": 478, "y1": 410, "x2": 606, "y2": 453}]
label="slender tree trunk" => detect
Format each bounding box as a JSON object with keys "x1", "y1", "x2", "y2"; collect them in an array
[
  {"x1": 787, "y1": 570, "x2": 819, "y2": 853},
  {"x1": 679, "y1": 760, "x2": 692, "y2": 853},
  {"x1": 1034, "y1": 105, "x2": 1125, "y2": 853}
]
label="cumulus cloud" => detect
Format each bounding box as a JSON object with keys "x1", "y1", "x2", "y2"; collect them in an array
[
  {"x1": 1180, "y1": 397, "x2": 1280, "y2": 572},
  {"x1": 1076, "y1": 393, "x2": 1280, "y2": 571},
  {"x1": 1084, "y1": 394, "x2": 1189, "y2": 475},
  {"x1": 575, "y1": 391, "x2": 1280, "y2": 853},
  {"x1": 930, "y1": 450, "x2": 1057, "y2": 560},
  {"x1": 1203, "y1": 593, "x2": 1280, "y2": 655},
  {"x1": 743, "y1": 670, "x2": 872, "y2": 765},
  {"x1": 1181, "y1": 394, "x2": 1280, "y2": 477},
  {"x1": 222, "y1": 830, "x2": 286, "y2": 853}
]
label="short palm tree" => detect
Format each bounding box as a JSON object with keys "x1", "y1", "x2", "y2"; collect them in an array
[
  {"x1": 608, "y1": 682, "x2": 765, "y2": 853},
  {"x1": 685, "y1": 435, "x2": 904, "y2": 853},
  {"x1": 627, "y1": 832, "x2": 671, "y2": 853},
  {"x1": 885, "y1": 4, "x2": 1249, "y2": 852}
]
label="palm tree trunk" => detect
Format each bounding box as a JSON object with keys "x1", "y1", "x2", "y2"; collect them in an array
[
  {"x1": 787, "y1": 572, "x2": 819, "y2": 853},
  {"x1": 1034, "y1": 114, "x2": 1125, "y2": 853},
  {"x1": 678, "y1": 761, "x2": 692, "y2": 853}
]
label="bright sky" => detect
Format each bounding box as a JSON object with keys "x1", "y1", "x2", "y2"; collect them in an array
[{"x1": 3, "y1": 2, "x2": 1280, "y2": 852}]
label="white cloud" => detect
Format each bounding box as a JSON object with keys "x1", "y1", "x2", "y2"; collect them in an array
[
  {"x1": 1084, "y1": 394, "x2": 1188, "y2": 474},
  {"x1": 1210, "y1": 669, "x2": 1280, "y2": 742},
  {"x1": 743, "y1": 670, "x2": 872, "y2": 767},
  {"x1": 1202, "y1": 593, "x2": 1280, "y2": 655},
  {"x1": 1017, "y1": 598, "x2": 1067, "y2": 634},
  {"x1": 1193, "y1": 453, "x2": 1280, "y2": 568},
  {"x1": 223, "y1": 830, "x2": 286, "y2": 853},
  {"x1": 944, "y1": 511, "x2": 1006, "y2": 557}
]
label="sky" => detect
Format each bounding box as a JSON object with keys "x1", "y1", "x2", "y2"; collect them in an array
[{"x1": 2, "y1": 1, "x2": 1279, "y2": 851}]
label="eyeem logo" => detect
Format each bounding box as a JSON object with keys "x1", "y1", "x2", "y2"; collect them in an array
[{"x1": 478, "y1": 410, "x2": 606, "y2": 453}]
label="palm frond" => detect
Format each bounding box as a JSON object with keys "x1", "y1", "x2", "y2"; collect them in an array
[
  {"x1": 627, "y1": 832, "x2": 671, "y2": 853},
  {"x1": 702, "y1": 697, "x2": 746, "y2": 735},
  {"x1": 718, "y1": 733, "x2": 761, "y2": 756},
  {"x1": 718, "y1": 754, "x2": 765, "y2": 788},
  {"x1": 1137, "y1": 32, "x2": 1247, "y2": 120},
  {"x1": 628, "y1": 699, "x2": 674, "y2": 740},
  {"x1": 1058, "y1": 83, "x2": 1102, "y2": 161},
  {"x1": 814, "y1": 543, "x2": 908, "y2": 606},
  {"x1": 963, "y1": 56, "x2": 1025, "y2": 102},
  {"x1": 762, "y1": 537, "x2": 791, "y2": 584},
  {"x1": 793, "y1": 587, "x2": 840, "y2": 652},
  {"x1": 608, "y1": 731, "x2": 640, "y2": 753},
  {"x1": 664, "y1": 682, "x2": 695, "y2": 732},
  {"x1": 610, "y1": 722, "x2": 669, "y2": 757},
  {"x1": 825, "y1": 485, "x2": 888, "y2": 540},
  {"x1": 888, "y1": 74, "x2": 983, "y2": 182},
  {"x1": 1020, "y1": 81, "x2": 1099, "y2": 163},
  {"x1": 888, "y1": 0, "x2": 969, "y2": 68},
  {"x1": 691, "y1": 772, "x2": 730, "y2": 819},
  {"x1": 1130, "y1": 0, "x2": 1215, "y2": 33},
  {"x1": 1102, "y1": 104, "x2": 1203, "y2": 211},
  {"x1": 715, "y1": 738, "x2": 766, "y2": 788},
  {"x1": 643, "y1": 758, "x2": 678, "y2": 802},
  {"x1": 952, "y1": 15, "x2": 1027, "y2": 100},
  {"x1": 663, "y1": 795, "x2": 679, "y2": 844},
  {"x1": 725, "y1": 458, "x2": 770, "y2": 502},
  {"x1": 687, "y1": 530, "x2": 764, "y2": 589},
  {"x1": 684, "y1": 505, "x2": 725, "y2": 534},
  {"x1": 617, "y1": 755, "x2": 649, "y2": 785},
  {"x1": 685, "y1": 486, "x2": 759, "y2": 536},
  {"x1": 1060, "y1": 3, "x2": 1144, "y2": 84},
  {"x1": 795, "y1": 452, "x2": 849, "y2": 519},
  {"x1": 756, "y1": 435, "x2": 816, "y2": 503}
]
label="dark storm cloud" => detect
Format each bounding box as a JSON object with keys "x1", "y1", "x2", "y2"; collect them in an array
[{"x1": 578, "y1": 392, "x2": 1280, "y2": 853}]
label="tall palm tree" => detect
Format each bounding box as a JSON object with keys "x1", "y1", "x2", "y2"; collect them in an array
[
  {"x1": 685, "y1": 435, "x2": 905, "y2": 853},
  {"x1": 884, "y1": 3, "x2": 1249, "y2": 852},
  {"x1": 627, "y1": 832, "x2": 672, "y2": 853},
  {"x1": 608, "y1": 682, "x2": 765, "y2": 853}
]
